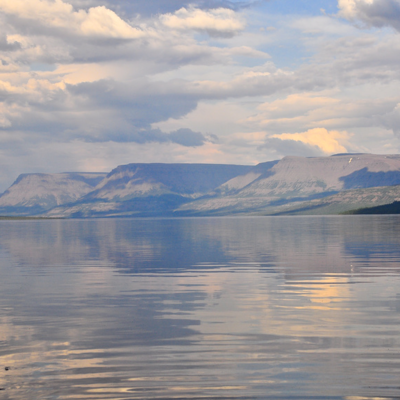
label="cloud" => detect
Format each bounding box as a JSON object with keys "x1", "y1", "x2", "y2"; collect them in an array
[
  {"x1": 0, "y1": 76, "x2": 214, "y2": 146},
  {"x1": 2, "y1": 0, "x2": 400, "y2": 192},
  {"x1": 90, "y1": 127, "x2": 211, "y2": 147},
  {"x1": 160, "y1": 7, "x2": 245, "y2": 37},
  {"x1": 0, "y1": 34, "x2": 21, "y2": 51},
  {"x1": 66, "y1": 78, "x2": 200, "y2": 128},
  {"x1": 270, "y1": 128, "x2": 350, "y2": 155},
  {"x1": 380, "y1": 102, "x2": 400, "y2": 135},
  {"x1": 243, "y1": 92, "x2": 399, "y2": 134},
  {"x1": 0, "y1": 0, "x2": 143, "y2": 40},
  {"x1": 0, "y1": 0, "x2": 256, "y2": 69},
  {"x1": 168, "y1": 128, "x2": 208, "y2": 146},
  {"x1": 261, "y1": 137, "x2": 326, "y2": 158},
  {"x1": 338, "y1": 0, "x2": 400, "y2": 32},
  {"x1": 182, "y1": 31, "x2": 400, "y2": 101},
  {"x1": 67, "y1": 0, "x2": 259, "y2": 17}
]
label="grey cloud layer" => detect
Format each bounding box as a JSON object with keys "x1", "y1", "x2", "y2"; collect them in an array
[
  {"x1": 339, "y1": 0, "x2": 400, "y2": 32},
  {"x1": 0, "y1": 77, "x2": 212, "y2": 146},
  {"x1": 68, "y1": 0, "x2": 262, "y2": 16},
  {"x1": 3, "y1": 29, "x2": 400, "y2": 146},
  {"x1": 248, "y1": 95, "x2": 400, "y2": 135},
  {"x1": 65, "y1": 80, "x2": 209, "y2": 146},
  {"x1": 0, "y1": 1, "x2": 250, "y2": 68},
  {"x1": 261, "y1": 138, "x2": 325, "y2": 158},
  {"x1": 1, "y1": 0, "x2": 400, "y2": 190},
  {"x1": 180, "y1": 36, "x2": 400, "y2": 103},
  {"x1": 0, "y1": 1, "x2": 254, "y2": 147}
]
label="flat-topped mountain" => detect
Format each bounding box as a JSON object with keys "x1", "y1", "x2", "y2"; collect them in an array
[
  {"x1": 84, "y1": 163, "x2": 253, "y2": 202},
  {"x1": 178, "y1": 154, "x2": 400, "y2": 215},
  {"x1": 45, "y1": 163, "x2": 253, "y2": 217},
  {"x1": 0, "y1": 172, "x2": 107, "y2": 216},
  {"x1": 224, "y1": 154, "x2": 400, "y2": 197},
  {"x1": 1, "y1": 154, "x2": 400, "y2": 217}
]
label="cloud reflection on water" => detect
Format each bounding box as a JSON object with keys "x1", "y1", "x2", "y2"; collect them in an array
[{"x1": 1, "y1": 216, "x2": 400, "y2": 399}]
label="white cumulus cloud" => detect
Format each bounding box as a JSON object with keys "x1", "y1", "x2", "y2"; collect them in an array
[
  {"x1": 160, "y1": 7, "x2": 244, "y2": 37},
  {"x1": 0, "y1": 0, "x2": 143, "y2": 39},
  {"x1": 271, "y1": 128, "x2": 351, "y2": 155}
]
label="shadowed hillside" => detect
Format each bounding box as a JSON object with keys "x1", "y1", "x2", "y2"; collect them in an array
[
  {"x1": 0, "y1": 172, "x2": 107, "y2": 216},
  {"x1": 1, "y1": 154, "x2": 400, "y2": 217}
]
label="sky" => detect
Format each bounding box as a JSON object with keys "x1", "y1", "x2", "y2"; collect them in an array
[{"x1": 1, "y1": 0, "x2": 400, "y2": 191}]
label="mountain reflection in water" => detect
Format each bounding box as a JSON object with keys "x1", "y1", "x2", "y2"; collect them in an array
[{"x1": 1, "y1": 216, "x2": 400, "y2": 399}]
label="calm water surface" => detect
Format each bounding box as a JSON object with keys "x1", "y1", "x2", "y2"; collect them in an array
[{"x1": 1, "y1": 216, "x2": 400, "y2": 399}]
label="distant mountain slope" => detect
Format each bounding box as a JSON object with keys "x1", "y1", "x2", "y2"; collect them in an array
[
  {"x1": 269, "y1": 184, "x2": 400, "y2": 215},
  {"x1": 44, "y1": 163, "x2": 253, "y2": 217},
  {"x1": 344, "y1": 201, "x2": 400, "y2": 215},
  {"x1": 0, "y1": 172, "x2": 107, "y2": 216},
  {"x1": 3, "y1": 154, "x2": 400, "y2": 218},
  {"x1": 176, "y1": 154, "x2": 400, "y2": 215},
  {"x1": 85, "y1": 163, "x2": 253, "y2": 202},
  {"x1": 213, "y1": 160, "x2": 279, "y2": 196},
  {"x1": 235, "y1": 154, "x2": 400, "y2": 197}
]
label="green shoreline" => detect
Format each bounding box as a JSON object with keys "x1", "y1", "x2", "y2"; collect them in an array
[
  {"x1": 2, "y1": 201, "x2": 400, "y2": 219},
  {"x1": 342, "y1": 201, "x2": 400, "y2": 215}
]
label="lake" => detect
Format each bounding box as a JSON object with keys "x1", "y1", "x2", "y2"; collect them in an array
[{"x1": 1, "y1": 216, "x2": 400, "y2": 399}]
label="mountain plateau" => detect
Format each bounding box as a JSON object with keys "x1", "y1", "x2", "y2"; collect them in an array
[{"x1": 1, "y1": 154, "x2": 400, "y2": 217}]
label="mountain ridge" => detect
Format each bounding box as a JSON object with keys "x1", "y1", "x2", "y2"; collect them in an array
[
  {"x1": 0, "y1": 172, "x2": 107, "y2": 216},
  {"x1": 1, "y1": 154, "x2": 400, "y2": 217}
]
